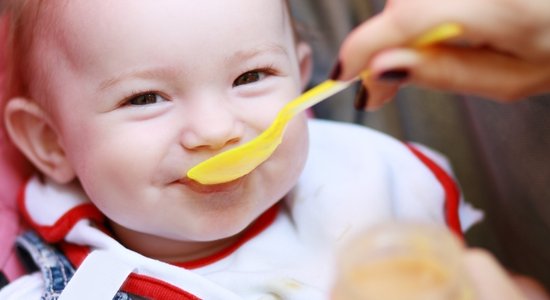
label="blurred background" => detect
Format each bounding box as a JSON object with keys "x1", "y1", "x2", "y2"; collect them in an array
[{"x1": 289, "y1": 0, "x2": 550, "y2": 289}]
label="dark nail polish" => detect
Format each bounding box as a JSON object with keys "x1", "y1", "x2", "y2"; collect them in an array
[
  {"x1": 354, "y1": 84, "x2": 369, "y2": 111},
  {"x1": 378, "y1": 69, "x2": 410, "y2": 82},
  {"x1": 329, "y1": 60, "x2": 342, "y2": 81}
]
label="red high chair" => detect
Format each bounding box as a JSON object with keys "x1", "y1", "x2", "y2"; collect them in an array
[{"x1": 0, "y1": 16, "x2": 32, "y2": 284}]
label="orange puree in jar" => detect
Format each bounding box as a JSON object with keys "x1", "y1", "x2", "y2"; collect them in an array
[{"x1": 332, "y1": 223, "x2": 473, "y2": 300}]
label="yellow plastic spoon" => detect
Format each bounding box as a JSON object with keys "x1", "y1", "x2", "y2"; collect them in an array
[{"x1": 187, "y1": 23, "x2": 463, "y2": 185}]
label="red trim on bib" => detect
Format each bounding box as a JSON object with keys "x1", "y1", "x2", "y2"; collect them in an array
[
  {"x1": 406, "y1": 144, "x2": 463, "y2": 239},
  {"x1": 17, "y1": 182, "x2": 104, "y2": 243},
  {"x1": 62, "y1": 204, "x2": 280, "y2": 270},
  {"x1": 60, "y1": 203, "x2": 280, "y2": 298},
  {"x1": 61, "y1": 242, "x2": 91, "y2": 269},
  {"x1": 121, "y1": 273, "x2": 201, "y2": 300},
  {"x1": 175, "y1": 203, "x2": 280, "y2": 269}
]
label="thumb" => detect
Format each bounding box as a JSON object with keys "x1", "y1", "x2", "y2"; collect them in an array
[
  {"x1": 463, "y1": 249, "x2": 526, "y2": 300},
  {"x1": 370, "y1": 46, "x2": 550, "y2": 101}
]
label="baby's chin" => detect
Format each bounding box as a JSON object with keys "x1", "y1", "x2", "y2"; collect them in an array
[
  {"x1": 111, "y1": 218, "x2": 247, "y2": 254},
  {"x1": 155, "y1": 206, "x2": 266, "y2": 242}
]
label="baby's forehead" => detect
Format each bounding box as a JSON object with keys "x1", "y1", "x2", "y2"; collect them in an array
[
  {"x1": 47, "y1": 1, "x2": 292, "y2": 39},
  {"x1": 41, "y1": 0, "x2": 294, "y2": 68}
]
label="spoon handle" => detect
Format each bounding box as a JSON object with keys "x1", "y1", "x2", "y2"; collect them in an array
[
  {"x1": 283, "y1": 22, "x2": 464, "y2": 118},
  {"x1": 283, "y1": 79, "x2": 354, "y2": 118}
]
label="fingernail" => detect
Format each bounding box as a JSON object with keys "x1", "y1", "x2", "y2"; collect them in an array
[
  {"x1": 377, "y1": 69, "x2": 410, "y2": 82},
  {"x1": 329, "y1": 60, "x2": 342, "y2": 81},
  {"x1": 354, "y1": 84, "x2": 369, "y2": 111}
]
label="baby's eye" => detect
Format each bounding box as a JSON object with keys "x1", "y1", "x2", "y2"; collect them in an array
[
  {"x1": 233, "y1": 69, "x2": 270, "y2": 87},
  {"x1": 127, "y1": 92, "x2": 166, "y2": 106}
]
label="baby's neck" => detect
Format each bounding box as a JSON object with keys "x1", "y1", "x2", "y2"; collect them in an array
[{"x1": 108, "y1": 221, "x2": 244, "y2": 264}]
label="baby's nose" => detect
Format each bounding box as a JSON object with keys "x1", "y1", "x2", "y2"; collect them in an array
[{"x1": 179, "y1": 104, "x2": 244, "y2": 151}]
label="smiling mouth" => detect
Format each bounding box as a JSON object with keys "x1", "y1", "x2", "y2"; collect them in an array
[{"x1": 177, "y1": 176, "x2": 245, "y2": 194}]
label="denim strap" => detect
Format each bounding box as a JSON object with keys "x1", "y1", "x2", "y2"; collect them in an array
[{"x1": 16, "y1": 231, "x2": 134, "y2": 300}]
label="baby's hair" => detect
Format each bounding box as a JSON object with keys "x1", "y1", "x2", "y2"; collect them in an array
[
  {"x1": 0, "y1": 0, "x2": 45, "y2": 174},
  {"x1": 2, "y1": 0, "x2": 40, "y2": 103},
  {"x1": 1, "y1": 0, "x2": 61, "y2": 115}
]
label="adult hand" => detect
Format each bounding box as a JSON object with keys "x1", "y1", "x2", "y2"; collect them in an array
[
  {"x1": 332, "y1": 0, "x2": 550, "y2": 110},
  {"x1": 463, "y1": 249, "x2": 549, "y2": 300}
]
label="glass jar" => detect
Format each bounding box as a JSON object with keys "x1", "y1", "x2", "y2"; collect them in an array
[{"x1": 332, "y1": 222, "x2": 473, "y2": 300}]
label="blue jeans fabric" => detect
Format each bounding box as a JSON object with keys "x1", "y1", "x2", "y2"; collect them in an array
[{"x1": 16, "y1": 231, "x2": 134, "y2": 300}]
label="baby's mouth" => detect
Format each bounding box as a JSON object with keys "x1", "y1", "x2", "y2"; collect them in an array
[{"x1": 176, "y1": 176, "x2": 245, "y2": 194}]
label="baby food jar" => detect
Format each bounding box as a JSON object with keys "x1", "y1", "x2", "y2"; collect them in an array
[{"x1": 332, "y1": 222, "x2": 473, "y2": 300}]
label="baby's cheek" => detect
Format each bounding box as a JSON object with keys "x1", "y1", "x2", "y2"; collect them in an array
[
  {"x1": 72, "y1": 142, "x2": 138, "y2": 197},
  {"x1": 288, "y1": 115, "x2": 309, "y2": 151},
  {"x1": 279, "y1": 116, "x2": 309, "y2": 175}
]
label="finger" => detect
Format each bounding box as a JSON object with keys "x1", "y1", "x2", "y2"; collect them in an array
[
  {"x1": 463, "y1": 249, "x2": 526, "y2": 300},
  {"x1": 365, "y1": 81, "x2": 401, "y2": 111},
  {"x1": 511, "y1": 275, "x2": 550, "y2": 300},
  {"x1": 337, "y1": 0, "x2": 525, "y2": 81},
  {"x1": 370, "y1": 46, "x2": 550, "y2": 101},
  {"x1": 359, "y1": 77, "x2": 401, "y2": 111}
]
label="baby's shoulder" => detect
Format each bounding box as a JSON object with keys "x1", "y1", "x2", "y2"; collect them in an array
[
  {"x1": 307, "y1": 119, "x2": 401, "y2": 154},
  {"x1": 287, "y1": 120, "x2": 455, "y2": 246},
  {"x1": 305, "y1": 119, "x2": 442, "y2": 177}
]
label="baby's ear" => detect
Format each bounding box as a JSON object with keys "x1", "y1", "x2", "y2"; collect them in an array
[
  {"x1": 4, "y1": 98, "x2": 76, "y2": 184},
  {"x1": 296, "y1": 41, "x2": 313, "y2": 90}
]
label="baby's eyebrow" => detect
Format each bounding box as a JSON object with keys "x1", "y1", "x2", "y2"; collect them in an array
[
  {"x1": 225, "y1": 43, "x2": 289, "y2": 63},
  {"x1": 98, "y1": 44, "x2": 288, "y2": 90},
  {"x1": 99, "y1": 67, "x2": 182, "y2": 91}
]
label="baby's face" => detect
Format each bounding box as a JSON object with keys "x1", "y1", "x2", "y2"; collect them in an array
[{"x1": 38, "y1": 1, "x2": 309, "y2": 246}]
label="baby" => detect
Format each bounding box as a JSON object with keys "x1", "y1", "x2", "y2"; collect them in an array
[{"x1": 0, "y1": 0, "x2": 480, "y2": 299}]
